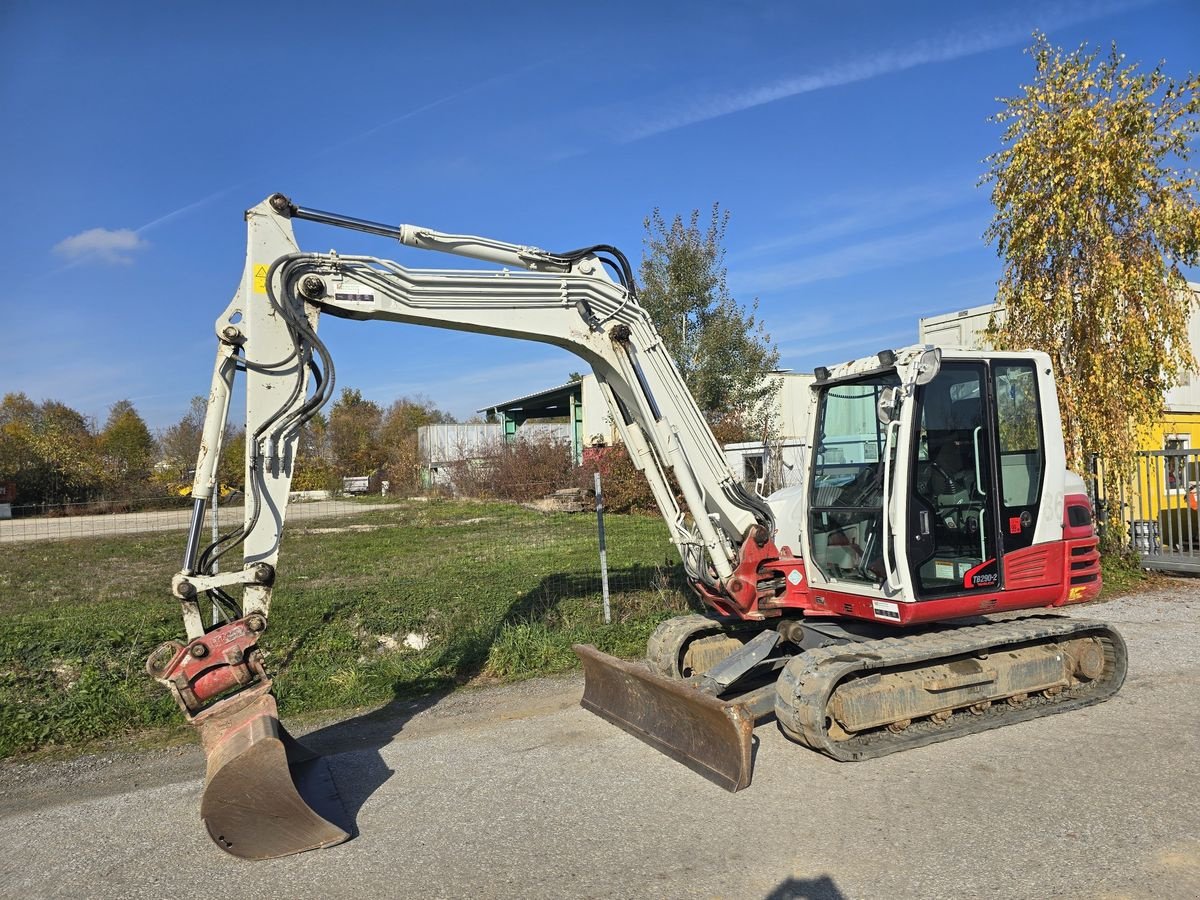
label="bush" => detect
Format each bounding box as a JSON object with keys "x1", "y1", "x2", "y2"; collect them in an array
[
  {"x1": 449, "y1": 435, "x2": 577, "y2": 501},
  {"x1": 577, "y1": 444, "x2": 660, "y2": 515},
  {"x1": 291, "y1": 456, "x2": 340, "y2": 494}
]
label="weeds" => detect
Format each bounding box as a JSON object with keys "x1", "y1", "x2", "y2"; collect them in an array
[
  {"x1": 0, "y1": 496, "x2": 1143, "y2": 758},
  {"x1": 1099, "y1": 552, "x2": 1155, "y2": 599}
]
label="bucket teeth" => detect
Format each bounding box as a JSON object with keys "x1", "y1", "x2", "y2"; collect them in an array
[
  {"x1": 574, "y1": 644, "x2": 755, "y2": 792},
  {"x1": 195, "y1": 684, "x2": 351, "y2": 859}
]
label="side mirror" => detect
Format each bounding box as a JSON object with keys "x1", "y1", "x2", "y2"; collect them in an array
[
  {"x1": 876, "y1": 386, "x2": 900, "y2": 424},
  {"x1": 914, "y1": 348, "x2": 942, "y2": 385}
]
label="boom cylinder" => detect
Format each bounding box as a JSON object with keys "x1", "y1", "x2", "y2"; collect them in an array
[
  {"x1": 286, "y1": 199, "x2": 571, "y2": 272},
  {"x1": 190, "y1": 349, "x2": 238, "y2": 501}
]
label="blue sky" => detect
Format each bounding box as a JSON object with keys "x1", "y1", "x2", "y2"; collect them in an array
[{"x1": 2, "y1": 0, "x2": 1197, "y2": 431}]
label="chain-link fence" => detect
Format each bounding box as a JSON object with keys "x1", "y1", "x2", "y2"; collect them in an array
[
  {"x1": 0, "y1": 481, "x2": 687, "y2": 597},
  {"x1": 0, "y1": 494, "x2": 383, "y2": 544}
]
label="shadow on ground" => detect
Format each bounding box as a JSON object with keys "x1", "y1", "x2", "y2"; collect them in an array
[
  {"x1": 288, "y1": 562, "x2": 698, "y2": 841},
  {"x1": 764, "y1": 875, "x2": 847, "y2": 900}
]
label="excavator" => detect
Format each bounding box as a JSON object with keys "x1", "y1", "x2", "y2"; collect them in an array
[{"x1": 148, "y1": 194, "x2": 1127, "y2": 859}]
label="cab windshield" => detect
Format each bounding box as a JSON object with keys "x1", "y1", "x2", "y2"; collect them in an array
[{"x1": 808, "y1": 373, "x2": 899, "y2": 586}]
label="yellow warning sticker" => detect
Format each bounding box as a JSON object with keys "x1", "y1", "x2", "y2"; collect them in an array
[{"x1": 253, "y1": 264, "x2": 269, "y2": 294}]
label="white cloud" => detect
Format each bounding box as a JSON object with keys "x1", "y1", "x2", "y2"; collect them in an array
[{"x1": 52, "y1": 227, "x2": 148, "y2": 265}]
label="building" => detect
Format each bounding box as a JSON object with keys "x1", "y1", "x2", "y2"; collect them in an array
[
  {"x1": 418, "y1": 370, "x2": 820, "y2": 495},
  {"x1": 917, "y1": 283, "x2": 1200, "y2": 455},
  {"x1": 477, "y1": 375, "x2": 617, "y2": 465},
  {"x1": 417, "y1": 376, "x2": 616, "y2": 488},
  {"x1": 918, "y1": 284, "x2": 1200, "y2": 566},
  {"x1": 721, "y1": 373, "x2": 815, "y2": 492}
]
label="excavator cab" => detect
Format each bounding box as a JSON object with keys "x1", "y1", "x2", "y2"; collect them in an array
[{"x1": 804, "y1": 351, "x2": 1058, "y2": 614}]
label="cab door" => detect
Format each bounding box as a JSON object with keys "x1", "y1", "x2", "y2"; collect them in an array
[
  {"x1": 904, "y1": 362, "x2": 1001, "y2": 597},
  {"x1": 805, "y1": 373, "x2": 900, "y2": 591},
  {"x1": 901, "y1": 358, "x2": 1050, "y2": 599}
]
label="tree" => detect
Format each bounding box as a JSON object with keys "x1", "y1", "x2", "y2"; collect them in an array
[
  {"x1": 984, "y1": 33, "x2": 1200, "y2": 533},
  {"x1": 328, "y1": 388, "x2": 384, "y2": 476},
  {"x1": 217, "y1": 428, "x2": 247, "y2": 491},
  {"x1": 378, "y1": 396, "x2": 454, "y2": 490},
  {"x1": 0, "y1": 394, "x2": 104, "y2": 505},
  {"x1": 292, "y1": 411, "x2": 335, "y2": 492},
  {"x1": 158, "y1": 395, "x2": 208, "y2": 479},
  {"x1": 0, "y1": 393, "x2": 39, "y2": 494},
  {"x1": 639, "y1": 205, "x2": 780, "y2": 439},
  {"x1": 100, "y1": 400, "x2": 155, "y2": 493}
]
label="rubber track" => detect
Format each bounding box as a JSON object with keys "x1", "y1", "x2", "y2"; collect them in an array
[
  {"x1": 646, "y1": 614, "x2": 744, "y2": 679},
  {"x1": 774, "y1": 615, "x2": 1127, "y2": 761}
]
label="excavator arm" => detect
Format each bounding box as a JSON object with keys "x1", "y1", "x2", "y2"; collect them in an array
[
  {"x1": 148, "y1": 194, "x2": 785, "y2": 857},
  {"x1": 182, "y1": 193, "x2": 775, "y2": 624}
]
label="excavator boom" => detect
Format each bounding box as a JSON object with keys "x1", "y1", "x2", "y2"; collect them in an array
[{"x1": 153, "y1": 193, "x2": 785, "y2": 857}]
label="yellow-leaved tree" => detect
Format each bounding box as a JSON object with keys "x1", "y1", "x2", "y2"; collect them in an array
[{"x1": 984, "y1": 33, "x2": 1200, "y2": 542}]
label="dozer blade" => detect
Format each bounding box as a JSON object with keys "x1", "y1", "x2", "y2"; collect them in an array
[
  {"x1": 574, "y1": 644, "x2": 756, "y2": 792},
  {"x1": 194, "y1": 685, "x2": 351, "y2": 859}
]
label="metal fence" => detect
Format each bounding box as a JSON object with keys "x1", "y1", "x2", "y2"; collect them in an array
[
  {"x1": 1117, "y1": 448, "x2": 1200, "y2": 573},
  {"x1": 0, "y1": 495, "x2": 371, "y2": 544}
]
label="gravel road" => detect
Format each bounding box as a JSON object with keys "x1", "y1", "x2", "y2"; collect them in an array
[
  {"x1": 1, "y1": 584, "x2": 1197, "y2": 899},
  {"x1": 0, "y1": 500, "x2": 390, "y2": 543}
]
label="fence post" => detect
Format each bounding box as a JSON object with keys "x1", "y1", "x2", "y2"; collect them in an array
[{"x1": 594, "y1": 471, "x2": 611, "y2": 625}]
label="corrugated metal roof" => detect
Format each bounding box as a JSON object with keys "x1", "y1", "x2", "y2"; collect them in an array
[{"x1": 477, "y1": 380, "x2": 581, "y2": 414}]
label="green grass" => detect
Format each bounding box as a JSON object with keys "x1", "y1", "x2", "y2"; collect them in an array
[
  {"x1": 0, "y1": 499, "x2": 694, "y2": 758},
  {"x1": 0, "y1": 500, "x2": 1154, "y2": 759}
]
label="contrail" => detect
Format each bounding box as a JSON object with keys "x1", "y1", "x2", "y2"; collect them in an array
[
  {"x1": 622, "y1": 0, "x2": 1157, "y2": 142},
  {"x1": 314, "y1": 57, "x2": 555, "y2": 158},
  {"x1": 54, "y1": 57, "x2": 557, "y2": 261},
  {"x1": 135, "y1": 185, "x2": 243, "y2": 234}
]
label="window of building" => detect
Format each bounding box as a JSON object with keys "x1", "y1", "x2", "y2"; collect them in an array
[
  {"x1": 743, "y1": 453, "x2": 764, "y2": 488},
  {"x1": 1164, "y1": 434, "x2": 1191, "y2": 494}
]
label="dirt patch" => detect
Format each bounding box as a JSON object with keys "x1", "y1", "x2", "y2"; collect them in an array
[{"x1": 298, "y1": 524, "x2": 385, "y2": 535}]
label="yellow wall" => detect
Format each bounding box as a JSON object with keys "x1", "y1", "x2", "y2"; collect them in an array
[
  {"x1": 1138, "y1": 413, "x2": 1200, "y2": 506},
  {"x1": 1145, "y1": 413, "x2": 1200, "y2": 448}
]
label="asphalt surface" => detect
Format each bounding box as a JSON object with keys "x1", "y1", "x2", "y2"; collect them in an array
[{"x1": 1, "y1": 584, "x2": 1197, "y2": 899}]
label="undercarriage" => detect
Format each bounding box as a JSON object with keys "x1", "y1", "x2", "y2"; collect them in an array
[{"x1": 576, "y1": 611, "x2": 1127, "y2": 789}]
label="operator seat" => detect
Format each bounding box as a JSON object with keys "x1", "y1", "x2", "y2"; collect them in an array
[{"x1": 930, "y1": 397, "x2": 982, "y2": 494}]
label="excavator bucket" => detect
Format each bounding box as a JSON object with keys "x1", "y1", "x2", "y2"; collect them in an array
[
  {"x1": 194, "y1": 686, "x2": 351, "y2": 859},
  {"x1": 573, "y1": 644, "x2": 756, "y2": 792}
]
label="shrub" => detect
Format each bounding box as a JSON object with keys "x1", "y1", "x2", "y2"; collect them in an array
[
  {"x1": 450, "y1": 435, "x2": 576, "y2": 501},
  {"x1": 577, "y1": 444, "x2": 660, "y2": 515}
]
